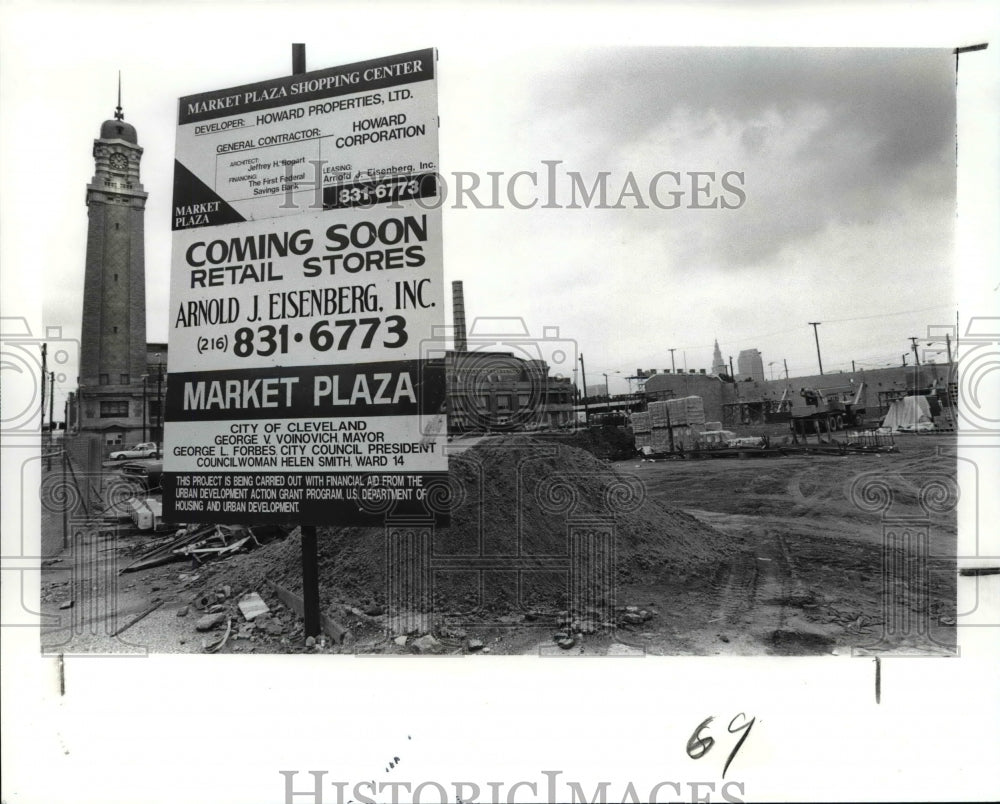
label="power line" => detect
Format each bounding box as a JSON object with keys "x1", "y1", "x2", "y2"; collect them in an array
[
  {"x1": 821, "y1": 304, "x2": 957, "y2": 325},
  {"x1": 662, "y1": 303, "x2": 957, "y2": 353}
]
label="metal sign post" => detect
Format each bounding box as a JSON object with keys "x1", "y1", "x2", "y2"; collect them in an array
[{"x1": 292, "y1": 44, "x2": 320, "y2": 638}]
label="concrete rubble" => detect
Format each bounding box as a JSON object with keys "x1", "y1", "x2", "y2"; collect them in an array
[{"x1": 195, "y1": 613, "x2": 226, "y2": 632}]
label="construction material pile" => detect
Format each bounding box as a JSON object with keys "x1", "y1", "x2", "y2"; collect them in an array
[
  {"x1": 698, "y1": 430, "x2": 739, "y2": 447},
  {"x1": 634, "y1": 396, "x2": 706, "y2": 452},
  {"x1": 209, "y1": 435, "x2": 737, "y2": 614},
  {"x1": 119, "y1": 524, "x2": 288, "y2": 573}
]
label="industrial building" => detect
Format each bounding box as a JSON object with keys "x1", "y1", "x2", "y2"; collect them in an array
[
  {"x1": 642, "y1": 362, "x2": 957, "y2": 428},
  {"x1": 445, "y1": 282, "x2": 575, "y2": 431}
]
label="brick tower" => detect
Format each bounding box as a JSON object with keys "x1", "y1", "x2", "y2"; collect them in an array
[{"x1": 76, "y1": 83, "x2": 151, "y2": 448}]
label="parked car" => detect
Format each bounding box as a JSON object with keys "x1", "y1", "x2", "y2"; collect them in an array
[
  {"x1": 110, "y1": 442, "x2": 159, "y2": 461},
  {"x1": 119, "y1": 459, "x2": 163, "y2": 491}
]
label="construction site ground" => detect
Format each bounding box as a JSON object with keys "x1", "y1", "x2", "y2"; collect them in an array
[
  {"x1": 622, "y1": 435, "x2": 957, "y2": 656},
  {"x1": 38, "y1": 432, "x2": 957, "y2": 658}
]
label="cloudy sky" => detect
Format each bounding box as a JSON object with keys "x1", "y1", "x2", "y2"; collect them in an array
[
  {"x1": 0, "y1": 3, "x2": 991, "y2": 415},
  {"x1": 445, "y1": 46, "x2": 958, "y2": 386}
]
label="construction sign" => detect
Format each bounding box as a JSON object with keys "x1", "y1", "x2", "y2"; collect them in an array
[{"x1": 162, "y1": 49, "x2": 448, "y2": 525}]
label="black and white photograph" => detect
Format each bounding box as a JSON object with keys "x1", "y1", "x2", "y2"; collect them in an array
[{"x1": 2, "y1": 2, "x2": 998, "y2": 803}]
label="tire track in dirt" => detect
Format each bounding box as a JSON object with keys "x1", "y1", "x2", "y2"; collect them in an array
[
  {"x1": 710, "y1": 529, "x2": 840, "y2": 655},
  {"x1": 717, "y1": 551, "x2": 759, "y2": 627},
  {"x1": 711, "y1": 533, "x2": 778, "y2": 653}
]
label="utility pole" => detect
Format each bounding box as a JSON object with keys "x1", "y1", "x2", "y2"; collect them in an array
[
  {"x1": 851, "y1": 360, "x2": 856, "y2": 373},
  {"x1": 49, "y1": 371, "x2": 55, "y2": 432},
  {"x1": 579, "y1": 354, "x2": 590, "y2": 424},
  {"x1": 944, "y1": 332, "x2": 956, "y2": 427},
  {"x1": 808, "y1": 322, "x2": 823, "y2": 375},
  {"x1": 908, "y1": 336, "x2": 921, "y2": 367},
  {"x1": 62, "y1": 440, "x2": 68, "y2": 549},
  {"x1": 668, "y1": 348, "x2": 676, "y2": 374},
  {"x1": 40, "y1": 343, "x2": 47, "y2": 435},
  {"x1": 155, "y1": 363, "x2": 165, "y2": 444},
  {"x1": 47, "y1": 372, "x2": 55, "y2": 470},
  {"x1": 902, "y1": 354, "x2": 907, "y2": 367},
  {"x1": 783, "y1": 359, "x2": 789, "y2": 381}
]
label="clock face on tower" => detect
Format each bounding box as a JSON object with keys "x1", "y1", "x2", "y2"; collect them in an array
[{"x1": 109, "y1": 153, "x2": 128, "y2": 171}]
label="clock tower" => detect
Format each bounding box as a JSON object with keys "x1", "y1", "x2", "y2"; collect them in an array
[{"x1": 76, "y1": 85, "x2": 153, "y2": 448}]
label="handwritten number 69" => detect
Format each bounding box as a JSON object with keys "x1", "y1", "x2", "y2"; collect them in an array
[{"x1": 686, "y1": 713, "x2": 756, "y2": 778}]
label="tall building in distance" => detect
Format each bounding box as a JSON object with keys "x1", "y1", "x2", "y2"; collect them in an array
[
  {"x1": 737, "y1": 348, "x2": 765, "y2": 382},
  {"x1": 712, "y1": 339, "x2": 727, "y2": 376},
  {"x1": 74, "y1": 87, "x2": 156, "y2": 448},
  {"x1": 444, "y1": 281, "x2": 574, "y2": 431}
]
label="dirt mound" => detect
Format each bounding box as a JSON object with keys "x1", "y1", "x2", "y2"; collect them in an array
[
  {"x1": 535, "y1": 426, "x2": 637, "y2": 461},
  {"x1": 211, "y1": 435, "x2": 737, "y2": 614}
]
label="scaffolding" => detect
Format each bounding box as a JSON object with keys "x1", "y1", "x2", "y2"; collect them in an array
[{"x1": 721, "y1": 399, "x2": 791, "y2": 427}]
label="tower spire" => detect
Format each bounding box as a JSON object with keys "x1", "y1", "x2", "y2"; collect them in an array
[
  {"x1": 712, "y1": 338, "x2": 726, "y2": 375},
  {"x1": 115, "y1": 71, "x2": 124, "y2": 121}
]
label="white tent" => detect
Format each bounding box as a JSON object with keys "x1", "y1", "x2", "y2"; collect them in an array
[{"x1": 881, "y1": 395, "x2": 934, "y2": 432}]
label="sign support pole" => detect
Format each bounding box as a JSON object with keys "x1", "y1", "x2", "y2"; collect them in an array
[
  {"x1": 301, "y1": 524, "x2": 321, "y2": 638},
  {"x1": 289, "y1": 42, "x2": 322, "y2": 640}
]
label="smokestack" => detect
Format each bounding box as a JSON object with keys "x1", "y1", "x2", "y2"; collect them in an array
[{"x1": 452, "y1": 280, "x2": 468, "y2": 353}]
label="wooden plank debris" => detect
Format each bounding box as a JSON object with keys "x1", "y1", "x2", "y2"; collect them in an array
[{"x1": 110, "y1": 599, "x2": 164, "y2": 637}]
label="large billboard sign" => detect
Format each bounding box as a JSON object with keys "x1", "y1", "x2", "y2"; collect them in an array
[{"x1": 162, "y1": 49, "x2": 448, "y2": 525}]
